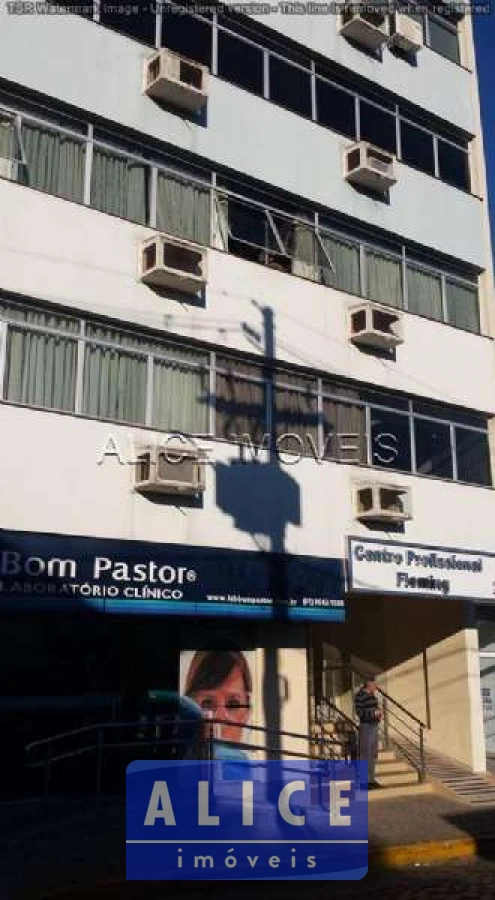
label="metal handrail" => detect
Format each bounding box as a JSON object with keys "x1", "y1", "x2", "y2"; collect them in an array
[{"x1": 24, "y1": 715, "x2": 353, "y2": 799}]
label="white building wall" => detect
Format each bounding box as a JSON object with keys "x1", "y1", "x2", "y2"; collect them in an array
[
  {"x1": 0, "y1": 10, "x2": 485, "y2": 268},
  {"x1": 0, "y1": 183, "x2": 493, "y2": 413}
]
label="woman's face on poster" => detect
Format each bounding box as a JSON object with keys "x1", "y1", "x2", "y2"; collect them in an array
[{"x1": 191, "y1": 663, "x2": 250, "y2": 744}]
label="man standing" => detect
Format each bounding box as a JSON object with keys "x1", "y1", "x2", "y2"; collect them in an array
[{"x1": 354, "y1": 677, "x2": 381, "y2": 788}]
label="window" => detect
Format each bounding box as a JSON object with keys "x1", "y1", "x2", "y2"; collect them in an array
[
  {"x1": 215, "y1": 359, "x2": 266, "y2": 444},
  {"x1": 157, "y1": 171, "x2": 210, "y2": 245},
  {"x1": 437, "y1": 140, "x2": 470, "y2": 192},
  {"x1": 3, "y1": 309, "x2": 78, "y2": 412},
  {"x1": 455, "y1": 428, "x2": 491, "y2": 486},
  {"x1": 428, "y1": 15, "x2": 460, "y2": 65},
  {"x1": 406, "y1": 263, "x2": 443, "y2": 321},
  {"x1": 269, "y1": 56, "x2": 312, "y2": 119},
  {"x1": 82, "y1": 325, "x2": 148, "y2": 425},
  {"x1": 153, "y1": 346, "x2": 209, "y2": 434},
  {"x1": 319, "y1": 233, "x2": 361, "y2": 295},
  {"x1": 414, "y1": 418, "x2": 453, "y2": 479},
  {"x1": 224, "y1": 197, "x2": 292, "y2": 271},
  {"x1": 365, "y1": 248, "x2": 403, "y2": 309},
  {"x1": 21, "y1": 122, "x2": 85, "y2": 203},
  {"x1": 359, "y1": 101, "x2": 397, "y2": 154},
  {"x1": 273, "y1": 372, "x2": 318, "y2": 450},
  {"x1": 217, "y1": 30, "x2": 264, "y2": 96},
  {"x1": 400, "y1": 121, "x2": 435, "y2": 176},
  {"x1": 100, "y1": 2, "x2": 156, "y2": 46},
  {"x1": 445, "y1": 279, "x2": 479, "y2": 332},
  {"x1": 322, "y1": 394, "x2": 367, "y2": 463},
  {"x1": 371, "y1": 408, "x2": 412, "y2": 472},
  {"x1": 91, "y1": 147, "x2": 149, "y2": 224},
  {"x1": 316, "y1": 79, "x2": 356, "y2": 139},
  {"x1": 161, "y1": 8, "x2": 212, "y2": 67}
]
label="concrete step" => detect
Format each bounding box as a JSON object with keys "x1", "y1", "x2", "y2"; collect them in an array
[
  {"x1": 377, "y1": 750, "x2": 397, "y2": 763},
  {"x1": 375, "y1": 771, "x2": 419, "y2": 787},
  {"x1": 375, "y1": 762, "x2": 416, "y2": 778}
]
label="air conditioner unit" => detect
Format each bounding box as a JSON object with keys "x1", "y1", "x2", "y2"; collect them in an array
[
  {"x1": 389, "y1": 13, "x2": 424, "y2": 54},
  {"x1": 139, "y1": 234, "x2": 207, "y2": 293},
  {"x1": 135, "y1": 440, "x2": 206, "y2": 496},
  {"x1": 144, "y1": 49, "x2": 208, "y2": 112},
  {"x1": 354, "y1": 482, "x2": 412, "y2": 523},
  {"x1": 344, "y1": 141, "x2": 397, "y2": 192},
  {"x1": 339, "y1": 7, "x2": 388, "y2": 51},
  {"x1": 349, "y1": 302, "x2": 404, "y2": 350},
  {"x1": 0, "y1": 157, "x2": 18, "y2": 181}
]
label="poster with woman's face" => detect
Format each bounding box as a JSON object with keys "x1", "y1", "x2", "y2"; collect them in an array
[{"x1": 180, "y1": 649, "x2": 256, "y2": 750}]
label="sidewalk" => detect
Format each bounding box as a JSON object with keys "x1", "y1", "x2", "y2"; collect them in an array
[{"x1": 0, "y1": 789, "x2": 493, "y2": 899}]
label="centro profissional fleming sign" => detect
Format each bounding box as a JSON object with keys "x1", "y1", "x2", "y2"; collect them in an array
[
  {"x1": 347, "y1": 537, "x2": 495, "y2": 601},
  {"x1": 0, "y1": 529, "x2": 345, "y2": 620}
]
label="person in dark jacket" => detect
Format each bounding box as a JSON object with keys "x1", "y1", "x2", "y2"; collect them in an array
[{"x1": 354, "y1": 677, "x2": 381, "y2": 788}]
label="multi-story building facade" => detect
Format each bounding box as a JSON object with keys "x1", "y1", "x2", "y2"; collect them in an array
[{"x1": 0, "y1": 3, "x2": 494, "y2": 773}]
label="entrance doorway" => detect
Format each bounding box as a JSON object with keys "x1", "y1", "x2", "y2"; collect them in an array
[{"x1": 478, "y1": 616, "x2": 495, "y2": 762}]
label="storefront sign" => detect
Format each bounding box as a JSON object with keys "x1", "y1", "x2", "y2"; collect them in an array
[
  {"x1": 0, "y1": 529, "x2": 345, "y2": 621},
  {"x1": 347, "y1": 537, "x2": 495, "y2": 602}
]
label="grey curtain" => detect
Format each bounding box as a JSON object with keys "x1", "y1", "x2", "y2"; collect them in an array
[
  {"x1": 22, "y1": 122, "x2": 85, "y2": 202},
  {"x1": 153, "y1": 353, "x2": 209, "y2": 434},
  {"x1": 0, "y1": 118, "x2": 15, "y2": 165},
  {"x1": 293, "y1": 224, "x2": 317, "y2": 281},
  {"x1": 323, "y1": 399, "x2": 367, "y2": 463},
  {"x1": 274, "y1": 381, "x2": 319, "y2": 447},
  {"x1": 215, "y1": 369, "x2": 266, "y2": 443},
  {"x1": 91, "y1": 147, "x2": 148, "y2": 224},
  {"x1": 319, "y1": 233, "x2": 361, "y2": 295},
  {"x1": 446, "y1": 280, "x2": 479, "y2": 333},
  {"x1": 82, "y1": 344, "x2": 147, "y2": 424},
  {"x1": 406, "y1": 264, "x2": 443, "y2": 321},
  {"x1": 365, "y1": 248, "x2": 403, "y2": 308},
  {"x1": 157, "y1": 172, "x2": 210, "y2": 245},
  {"x1": 5, "y1": 326, "x2": 77, "y2": 411}
]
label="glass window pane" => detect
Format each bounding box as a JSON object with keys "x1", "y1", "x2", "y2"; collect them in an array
[
  {"x1": 414, "y1": 418, "x2": 453, "y2": 478},
  {"x1": 0, "y1": 115, "x2": 21, "y2": 181},
  {"x1": 157, "y1": 172, "x2": 210, "y2": 245},
  {"x1": 161, "y1": 8, "x2": 212, "y2": 67},
  {"x1": 215, "y1": 368, "x2": 266, "y2": 444},
  {"x1": 316, "y1": 79, "x2": 356, "y2": 139},
  {"x1": 82, "y1": 345, "x2": 147, "y2": 424},
  {"x1": 438, "y1": 140, "x2": 470, "y2": 191},
  {"x1": 21, "y1": 123, "x2": 85, "y2": 203},
  {"x1": 323, "y1": 399, "x2": 367, "y2": 463},
  {"x1": 365, "y1": 249, "x2": 403, "y2": 308},
  {"x1": 455, "y1": 428, "x2": 491, "y2": 486},
  {"x1": 371, "y1": 408, "x2": 412, "y2": 472},
  {"x1": 269, "y1": 56, "x2": 312, "y2": 118},
  {"x1": 91, "y1": 148, "x2": 149, "y2": 224},
  {"x1": 428, "y1": 16, "x2": 460, "y2": 64},
  {"x1": 406, "y1": 264, "x2": 443, "y2": 320},
  {"x1": 0, "y1": 300, "x2": 80, "y2": 333},
  {"x1": 359, "y1": 101, "x2": 397, "y2": 154},
  {"x1": 4, "y1": 327, "x2": 77, "y2": 411},
  {"x1": 445, "y1": 279, "x2": 479, "y2": 333},
  {"x1": 319, "y1": 233, "x2": 361, "y2": 295},
  {"x1": 273, "y1": 391, "x2": 318, "y2": 451},
  {"x1": 153, "y1": 358, "x2": 209, "y2": 434},
  {"x1": 217, "y1": 30, "x2": 263, "y2": 95},
  {"x1": 400, "y1": 121, "x2": 435, "y2": 175},
  {"x1": 100, "y1": 2, "x2": 156, "y2": 45}
]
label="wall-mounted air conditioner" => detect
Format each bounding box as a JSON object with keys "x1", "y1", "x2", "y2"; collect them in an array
[
  {"x1": 339, "y1": 7, "x2": 389, "y2": 51},
  {"x1": 344, "y1": 141, "x2": 397, "y2": 192},
  {"x1": 349, "y1": 302, "x2": 404, "y2": 350},
  {"x1": 144, "y1": 49, "x2": 208, "y2": 112},
  {"x1": 389, "y1": 13, "x2": 424, "y2": 54},
  {"x1": 354, "y1": 482, "x2": 412, "y2": 523},
  {"x1": 134, "y1": 440, "x2": 206, "y2": 496},
  {"x1": 139, "y1": 233, "x2": 207, "y2": 293}
]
